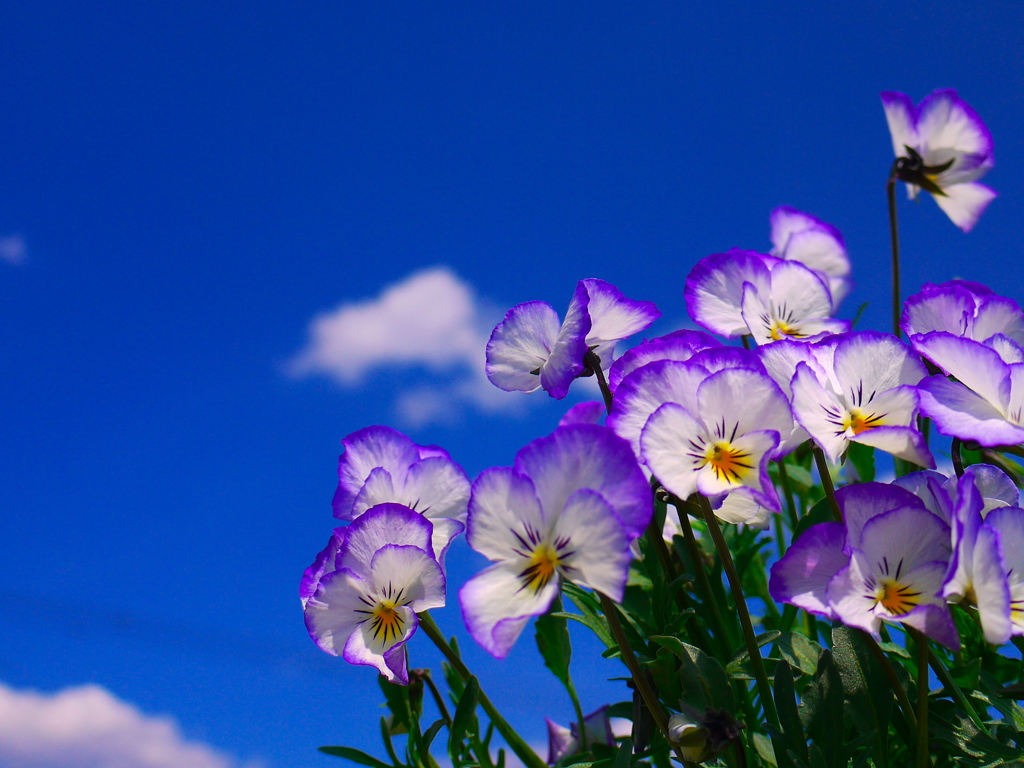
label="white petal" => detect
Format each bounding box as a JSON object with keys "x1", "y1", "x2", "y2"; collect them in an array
[
  {"x1": 369, "y1": 544, "x2": 448, "y2": 612},
  {"x1": 791, "y1": 362, "x2": 848, "y2": 464},
  {"x1": 639, "y1": 402, "x2": 705, "y2": 501},
  {"x1": 485, "y1": 301, "x2": 561, "y2": 392},
  {"x1": 554, "y1": 489, "x2": 631, "y2": 601},
  {"x1": 459, "y1": 562, "x2": 558, "y2": 659},
  {"x1": 881, "y1": 91, "x2": 919, "y2": 159},
  {"x1": 932, "y1": 182, "x2": 997, "y2": 233},
  {"x1": 467, "y1": 468, "x2": 545, "y2": 563}
]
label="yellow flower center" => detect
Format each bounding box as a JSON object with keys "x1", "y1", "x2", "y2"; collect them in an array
[
  {"x1": 369, "y1": 600, "x2": 406, "y2": 647},
  {"x1": 769, "y1": 319, "x2": 806, "y2": 341},
  {"x1": 700, "y1": 442, "x2": 754, "y2": 484},
  {"x1": 874, "y1": 578, "x2": 920, "y2": 616},
  {"x1": 519, "y1": 544, "x2": 561, "y2": 593},
  {"x1": 843, "y1": 408, "x2": 885, "y2": 435}
]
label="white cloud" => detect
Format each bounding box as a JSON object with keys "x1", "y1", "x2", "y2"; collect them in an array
[
  {"x1": 289, "y1": 266, "x2": 525, "y2": 425},
  {"x1": 0, "y1": 235, "x2": 26, "y2": 265},
  {"x1": 0, "y1": 681, "x2": 252, "y2": 768}
]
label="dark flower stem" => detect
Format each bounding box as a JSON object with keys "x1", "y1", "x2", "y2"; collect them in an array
[
  {"x1": 587, "y1": 351, "x2": 615, "y2": 414},
  {"x1": 674, "y1": 500, "x2": 735, "y2": 656},
  {"x1": 776, "y1": 459, "x2": 800, "y2": 531},
  {"x1": 420, "y1": 670, "x2": 453, "y2": 728},
  {"x1": 418, "y1": 611, "x2": 547, "y2": 768},
  {"x1": 812, "y1": 447, "x2": 843, "y2": 522},
  {"x1": 888, "y1": 162, "x2": 903, "y2": 339},
  {"x1": 927, "y1": 648, "x2": 989, "y2": 734},
  {"x1": 695, "y1": 494, "x2": 782, "y2": 733},
  {"x1": 864, "y1": 632, "x2": 918, "y2": 735},
  {"x1": 910, "y1": 628, "x2": 932, "y2": 768},
  {"x1": 952, "y1": 437, "x2": 965, "y2": 478}
]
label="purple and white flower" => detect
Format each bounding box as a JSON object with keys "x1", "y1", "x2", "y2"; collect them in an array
[
  {"x1": 459, "y1": 425, "x2": 652, "y2": 658},
  {"x1": 637, "y1": 367, "x2": 793, "y2": 512},
  {"x1": 902, "y1": 281, "x2": 1024, "y2": 351},
  {"x1": 546, "y1": 707, "x2": 615, "y2": 764},
  {"x1": 486, "y1": 279, "x2": 659, "y2": 399},
  {"x1": 684, "y1": 250, "x2": 849, "y2": 344},
  {"x1": 769, "y1": 206, "x2": 852, "y2": 305},
  {"x1": 770, "y1": 482, "x2": 958, "y2": 648},
  {"x1": 304, "y1": 504, "x2": 447, "y2": 683},
  {"x1": 913, "y1": 332, "x2": 1024, "y2": 446},
  {"x1": 791, "y1": 332, "x2": 934, "y2": 467},
  {"x1": 882, "y1": 89, "x2": 996, "y2": 232},
  {"x1": 332, "y1": 425, "x2": 469, "y2": 560}
]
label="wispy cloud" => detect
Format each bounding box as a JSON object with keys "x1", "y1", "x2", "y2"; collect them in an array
[
  {"x1": 0, "y1": 235, "x2": 26, "y2": 265},
  {"x1": 289, "y1": 266, "x2": 524, "y2": 426},
  {"x1": 0, "y1": 680, "x2": 253, "y2": 768}
]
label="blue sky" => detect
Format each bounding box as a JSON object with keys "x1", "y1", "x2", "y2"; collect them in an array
[{"x1": 1, "y1": 2, "x2": 1024, "y2": 766}]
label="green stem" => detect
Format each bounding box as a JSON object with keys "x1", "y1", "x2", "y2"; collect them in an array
[
  {"x1": 927, "y1": 648, "x2": 989, "y2": 734},
  {"x1": 596, "y1": 592, "x2": 670, "y2": 737},
  {"x1": 695, "y1": 495, "x2": 781, "y2": 732},
  {"x1": 417, "y1": 611, "x2": 547, "y2": 768},
  {"x1": 587, "y1": 351, "x2": 614, "y2": 414},
  {"x1": 912, "y1": 629, "x2": 931, "y2": 768},
  {"x1": 952, "y1": 437, "x2": 965, "y2": 478},
  {"x1": 812, "y1": 447, "x2": 843, "y2": 522},
  {"x1": 887, "y1": 163, "x2": 902, "y2": 339},
  {"x1": 420, "y1": 670, "x2": 452, "y2": 728},
  {"x1": 776, "y1": 459, "x2": 799, "y2": 532},
  {"x1": 864, "y1": 632, "x2": 918, "y2": 734},
  {"x1": 674, "y1": 500, "x2": 735, "y2": 656}
]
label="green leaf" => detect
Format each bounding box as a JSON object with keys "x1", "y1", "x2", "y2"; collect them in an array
[
  {"x1": 379, "y1": 676, "x2": 414, "y2": 733},
  {"x1": 380, "y1": 717, "x2": 402, "y2": 767},
  {"x1": 799, "y1": 649, "x2": 844, "y2": 768},
  {"x1": 449, "y1": 676, "x2": 479, "y2": 756},
  {"x1": 726, "y1": 630, "x2": 781, "y2": 674},
  {"x1": 774, "y1": 660, "x2": 809, "y2": 767},
  {"x1": 612, "y1": 739, "x2": 633, "y2": 768},
  {"x1": 774, "y1": 632, "x2": 823, "y2": 677},
  {"x1": 845, "y1": 442, "x2": 875, "y2": 483},
  {"x1": 650, "y1": 635, "x2": 734, "y2": 711},
  {"x1": 319, "y1": 746, "x2": 395, "y2": 768},
  {"x1": 421, "y1": 719, "x2": 446, "y2": 753},
  {"x1": 752, "y1": 733, "x2": 779, "y2": 768},
  {"x1": 830, "y1": 627, "x2": 892, "y2": 757},
  {"x1": 561, "y1": 583, "x2": 615, "y2": 649},
  {"x1": 536, "y1": 597, "x2": 573, "y2": 688}
]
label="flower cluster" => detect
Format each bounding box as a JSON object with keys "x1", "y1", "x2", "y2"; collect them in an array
[{"x1": 302, "y1": 88, "x2": 1024, "y2": 768}]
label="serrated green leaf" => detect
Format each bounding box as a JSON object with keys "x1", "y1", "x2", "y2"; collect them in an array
[
  {"x1": 799, "y1": 649, "x2": 844, "y2": 768},
  {"x1": 449, "y1": 676, "x2": 479, "y2": 755},
  {"x1": 726, "y1": 630, "x2": 781, "y2": 673},
  {"x1": 536, "y1": 597, "x2": 573, "y2": 688},
  {"x1": 831, "y1": 626, "x2": 892, "y2": 744},
  {"x1": 650, "y1": 635, "x2": 734, "y2": 711},
  {"x1": 561, "y1": 584, "x2": 615, "y2": 649},
  {"x1": 774, "y1": 632, "x2": 822, "y2": 676},
  {"x1": 320, "y1": 746, "x2": 395, "y2": 768}
]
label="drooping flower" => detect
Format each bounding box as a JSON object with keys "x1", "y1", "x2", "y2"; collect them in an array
[
  {"x1": 913, "y1": 332, "x2": 1024, "y2": 446},
  {"x1": 902, "y1": 281, "x2": 1024, "y2": 351},
  {"x1": 770, "y1": 482, "x2": 958, "y2": 648},
  {"x1": 882, "y1": 89, "x2": 996, "y2": 232},
  {"x1": 304, "y1": 504, "x2": 447, "y2": 683},
  {"x1": 545, "y1": 706, "x2": 615, "y2": 764},
  {"x1": 769, "y1": 206, "x2": 852, "y2": 305},
  {"x1": 486, "y1": 279, "x2": 659, "y2": 399},
  {"x1": 791, "y1": 331, "x2": 934, "y2": 467},
  {"x1": 332, "y1": 425, "x2": 469, "y2": 560},
  {"x1": 684, "y1": 249, "x2": 849, "y2": 345},
  {"x1": 459, "y1": 425, "x2": 652, "y2": 658}
]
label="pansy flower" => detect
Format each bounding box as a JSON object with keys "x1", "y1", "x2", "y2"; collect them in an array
[
  {"x1": 546, "y1": 706, "x2": 615, "y2": 764},
  {"x1": 941, "y1": 470, "x2": 1013, "y2": 645},
  {"x1": 684, "y1": 250, "x2": 849, "y2": 345},
  {"x1": 486, "y1": 279, "x2": 659, "y2": 399},
  {"x1": 332, "y1": 425, "x2": 470, "y2": 560},
  {"x1": 769, "y1": 206, "x2": 852, "y2": 305},
  {"x1": 459, "y1": 425, "x2": 652, "y2": 658},
  {"x1": 791, "y1": 331, "x2": 934, "y2": 467},
  {"x1": 770, "y1": 482, "x2": 958, "y2": 648},
  {"x1": 913, "y1": 332, "x2": 1024, "y2": 446},
  {"x1": 304, "y1": 504, "x2": 447, "y2": 683},
  {"x1": 902, "y1": 281, "x2": 1024, "y2": 351},
  {"x1": 882, "y1": 89, "x2": 996, "y2": 232}
]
